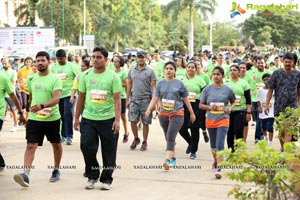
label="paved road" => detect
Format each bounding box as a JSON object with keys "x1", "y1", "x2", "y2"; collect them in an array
[{"x1": 0, "y1": 117, "x2": 280, "y2": 200}]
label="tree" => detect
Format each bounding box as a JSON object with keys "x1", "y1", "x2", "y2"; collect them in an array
[
  {"x1": 242, "y1": 11, "x2": 300, "y2": 47},
  {"x1": 165, "y1": 0, "x2": 217, "y2": 57},
  {"x1": 14, "y1": 0, "x2": 40, "y2": 26}
]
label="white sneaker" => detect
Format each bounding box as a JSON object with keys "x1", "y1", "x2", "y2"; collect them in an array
[
  {"x1": 100, "y1": 183, "x2": 111, "y2": 190},
  {"x1": 85, "y1": 179, "x2": 97, "y2": 190},
  {"x1": 11, "y1": 126, "x2": 18, "y2": 132}
]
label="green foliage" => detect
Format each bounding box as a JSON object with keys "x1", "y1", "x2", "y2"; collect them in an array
[
  {"x1": 219, "y1": 139, "x2": 300, "y2": 199},
  {"x1": 242, "y1": 11, "x2": 300, "y2": 46},
  {"x1": 220, "y1": 107, "x2": 300, "y2": 200},
  {"x1": 274, "y1": 107, "x2": 300, "y2": 141},
  {"x1": 13, "y1": 0, "x2": 241, "y2": 52}
]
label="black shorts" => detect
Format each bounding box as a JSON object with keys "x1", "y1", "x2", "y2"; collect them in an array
[
  {"x1": 5, "y1": 97, "x2": 17, "y2": 111},
  {"x1": 121, "y1": 99, "x2": 126, "y2": 114},
  {"x1": 26, "y1": 119, "x2": 61, "y2": 146}
]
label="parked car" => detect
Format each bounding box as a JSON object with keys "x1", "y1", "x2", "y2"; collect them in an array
[{"x1": 122, "y1": 48, "x2": 144, "y2": 58}]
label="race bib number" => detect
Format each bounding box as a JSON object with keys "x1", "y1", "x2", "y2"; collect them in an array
[
  {"x1": 161, "y1": 98, "x2": 175, "y2": 111},
  {"x1": 36, "y1": 108, "x2": 52, "y2": 119},
  {"x1": 210, "y1": 102, "x2": 225, "y2": 114},
  {"x1": 188, "y1": 92, "x2": 196, "y2": 102},
  {"x1": 57, "y1": 73, "x2": 67, "y2": 82},
  {"x1": 235, "y1": 95, "x2": 241, "y2": 105},
  {"x1": 90, "y1": 89, "x2": 107, "y2": 103}
]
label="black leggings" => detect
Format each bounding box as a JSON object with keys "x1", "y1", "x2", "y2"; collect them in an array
[{"x1": 227, "y1": 110, "x2": 246, "y2": 152}]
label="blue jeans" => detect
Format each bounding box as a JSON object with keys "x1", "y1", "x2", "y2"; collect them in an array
[
  {"x1": 207, "y1": 127, "x2": 228, "y2": 151},
  {"x1": 252, "y1": 102, "x2": 263, "y2": 140},
  {"x1": 59, "y1": 96, "x2": 75, "y2": 139}
]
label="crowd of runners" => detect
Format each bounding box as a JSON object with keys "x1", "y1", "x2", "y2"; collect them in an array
[{"x1": 0, "y1": 45, "x2": 299, "y2": 189}]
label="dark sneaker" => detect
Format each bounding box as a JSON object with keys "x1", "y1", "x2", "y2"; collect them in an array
[
  {"x1": 130, "y1": 138, "x2": 140, "y2": 150},
  {"x1": 100, "y1": 183, "x2": 112, "y2": 190},
  {"x1": 49, "y1": 169, "x2": 60, "y2": 182},
  {"x1": 140, "y1": 141, "x2": 147, "y2": 151},
  {"x1": 202, "y1": 130, "x2": 209, "y2": 143},
  {"x1": 85, "y1": 179, "x2": 97, "y2": 190},
  {"x1": 163, "y1": 159, "x2": 170, "y2": 171},
  {"x1": 169, "y1": 157, "x2": 176, "y2": 167},
  {"x1": 190, "y1": 153, "x2": 197, "y2": 159},
  {"x1": 66, "y1": 137, "x2": 72, "y2": 145},
  {"x1": 186, "y1": 145, "x2": 191, "y2": 154},
  {"x1": 122, "y1": 134, "x2": 129, "y2": 143},
  {"x1": 14, "y1": 173, "x2": 29, "y2": 187},
  {"x1": 138, "y1": 123, "x2": 142, "y2": 131},
  {"x1": 215, "y1": 168, "x2": 222, "y2": 179}
]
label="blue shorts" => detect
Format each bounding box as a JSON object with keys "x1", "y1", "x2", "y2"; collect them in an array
[{"x1": 261, "y1": 118, "x2": 274, "y2": 133}]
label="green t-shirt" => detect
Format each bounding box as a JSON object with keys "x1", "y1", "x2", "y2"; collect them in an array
[
  {"x1": 116, "y1": 70, "x2": 128, "y2": 99},
  {"x1": 150, "y1": 60, "x2": 165, "y2": 81},
  {"x1": 108, "y1": 63, "x2": 115, "y2": 71},
  {"x1": 198, "y1": 72, "x2": 210, "y2": 85},
  {"x1": 224, "y1": 78, "x2": 250, "y2": 110},
  {"x1": 0, "y1": 73, "x2": 14, "y2": 119},
  {"x1": 50, "y1": 62, "x2": 80, "y2": 98},
  {"x1": 182, "y1": 76, "x2": 206, "y2": 102},
  {"x1": 78, "y1": 68, "x2": 122, "y2": 121},
  {"x1": 0, "y1": 69, "x2": 16, "y2": 97},
  {"x1": 175, "y1": 68, "x2": 186, "y2": 81},
  {"x1": 27, "y1": 73, "x2": 62, "y2": 121},
  {"x1": 250, "y1": 70, "x2": 269, "y2": 102}
]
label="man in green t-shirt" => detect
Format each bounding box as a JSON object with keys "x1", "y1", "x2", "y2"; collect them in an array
[
  {"x1": 13, "y1": 51, "x2": 63, "y2": 188},
  {"x1": 51, "y1": 49, "x2": 80, "y2": 145},
  {"x1": 74, "y1": 46, "x2": 122, "y2": 190},
  {"x1": 0, "y1": 73, "x2": 26, "y2": 172},
  {"x1": 150, "y1": 49, "x2": 165, "y2": 82}
]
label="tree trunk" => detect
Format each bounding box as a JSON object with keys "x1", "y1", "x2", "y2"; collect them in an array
[
  {"x1": 114, "y1": 40, "x2": 119, "y2": 53},
  {"x1": 188, "y1": 22, "x2": 194, "y2": 58}
]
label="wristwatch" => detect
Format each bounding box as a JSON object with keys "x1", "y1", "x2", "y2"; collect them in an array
[{"x1": 40, "y1": 104, "x2": 45, "y2": 109}]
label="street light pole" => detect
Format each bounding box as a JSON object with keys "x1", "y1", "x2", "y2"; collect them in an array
[
  {"x1": 62, "y1": 0, "x2": 65, "y2": 46},
  {"x1": 83, "y1": 0, "x2": 86, "y2": 46},
  {"x1": 50, "y1": 0, "x2": 53, "y2": 27}
]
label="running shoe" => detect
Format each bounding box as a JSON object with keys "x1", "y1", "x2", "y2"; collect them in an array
[
  {"x1": 140, "y1": 141, "x2": 147, "y2": 151},
  {"x1": 190, "y1": 153, "x2": 197, "y2": 159},
  {"x1": 202, "y1": 130, "x2": 209, "y2": 143},
  {"x1": 122, "y1": 134, "x2": 129, "y2": 143},
  {"x1": 163, "y1": 159, "x2": 170, "y2": 171},
  {"x1": 49, "y1": 169, "x2": 60, "y2": 182},
  {"x1": 215, "y1": 168, "x2": 222, "y2": 179},
  {"x1": 85, "y1": 179, "x2": 97, "y2": 190},
  {"x1": 100, "y1": 183, "x2": 112, "y2": 190},
  {"x1": 169, "y1": 157, "x2": 176, "y2": 167},
  {"x1": 14, "y1": 173, "x2": 30, "y2": 187},
  {"x1": 130, "y1": 138, "x2": 140, "y2": 150}
]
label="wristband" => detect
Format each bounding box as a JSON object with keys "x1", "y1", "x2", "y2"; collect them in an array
[
  {"x1": 41, "y1": 104, "x2": 44, "y2": 109},
  {"x1": 246, "y1": 112, "x2": 251, "y2": 114},
  {"x1": 18, "y1": 111, "x2": 24, "y2": 115}
]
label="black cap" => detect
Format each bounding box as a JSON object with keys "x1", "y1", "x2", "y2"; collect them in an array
[{"x1": 137, "y1": 51, "x2": 146, "y2": 58}]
